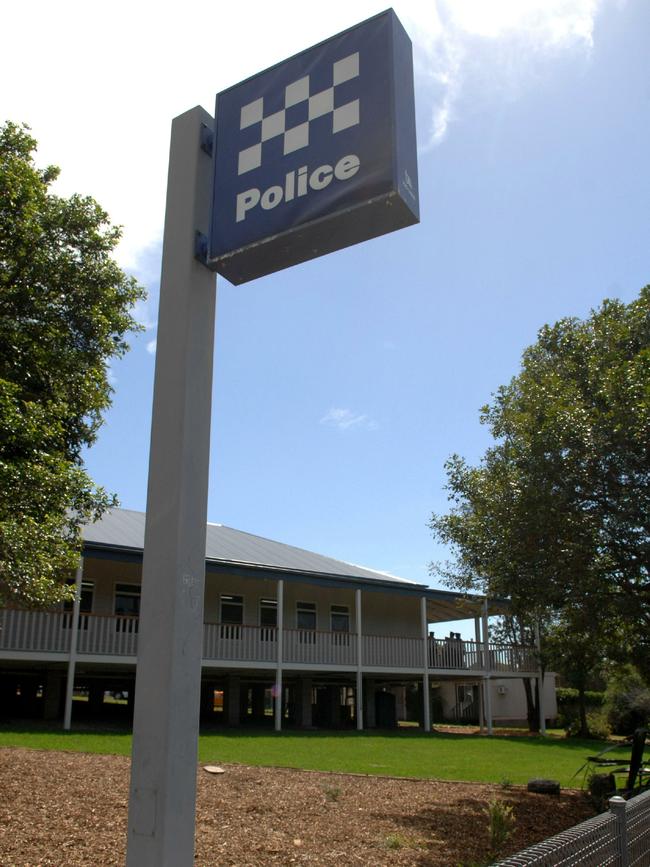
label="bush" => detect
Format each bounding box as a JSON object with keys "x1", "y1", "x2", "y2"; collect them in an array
[
  {"x1": 556, "y1": 688, "x2": 605, "y2": 709},
  {"x1": 604, "y1": 666, "x2": 650, "y2": 735},
  {"x1": 486, "y1": 798, "x2": 515, "y2": 852},
  {"x1": 586, "y1": 712, "x2": 611, "y2": 740},
  {"x1": 557, "y1": 690, "x2": 607, "y2": 735}
]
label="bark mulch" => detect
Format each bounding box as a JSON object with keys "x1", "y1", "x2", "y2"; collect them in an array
[{"x1": 0, "y1": 747, "x2": 596, "y2": 866}]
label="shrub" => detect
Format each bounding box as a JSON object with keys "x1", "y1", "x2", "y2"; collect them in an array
[
  {"x1": 486, "y1": 798, "x2": 515, "y2": 852},
  {"x1": 604, "y1": 666, "x2": 650, "y2": 735},
  {"x1": 586, "y1": 712, "x2": 611, "y2": 741},
  {"x1": 557, "y1": 689, "x2": 606, "y2": 734}
]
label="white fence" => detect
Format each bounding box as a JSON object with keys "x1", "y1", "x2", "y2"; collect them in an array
[
  {"x1": 0, "y1": 608, "x2": 539, "y2": 674},
  {"x1": 495, "y1": 791, "x2": 650, "y2": 867}
]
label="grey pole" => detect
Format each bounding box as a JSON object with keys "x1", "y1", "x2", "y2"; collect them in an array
[
  {"x1": 274, "y1": 579, "x2": 284, "y2": 732},
  {"x1": 421, "y1": 596, "x2": 431, "y2": 732},
  {"x1": 474, "y1": 617, "x2": 485, "y2": 733},
  {"x1": 482, "y1": 598, "x2": 493, "y2": 735},
  {"x1": 355, "y1": 588, "x2": 363, "y2": 731},
  {"x1": 125, "y1": 105, "x2": 216, "y2": 867},
  {"x1": 63, "y1": 559, "x2": 83, "y2": 730},
  {"x1": 609, "y1": 796, "x2": 630, "y2": 867},
  {"x1": 534, "y1": 621, "x2": 547, "y2": 735}
]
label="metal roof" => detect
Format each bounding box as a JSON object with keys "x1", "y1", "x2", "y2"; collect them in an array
[
  {"x1": 82, "y1": 508, "x2": 423, "y2": 589},
  {"x1": 81, "y1": 508, "x2": 510, "y2": 621}
]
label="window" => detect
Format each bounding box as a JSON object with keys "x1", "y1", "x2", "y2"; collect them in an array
[
  {"x1": 330, "y1": 604, "x2": 350, "y2": 646},
  {"x1": 330, "y1": 605, "x2": 349, "y2": 633},
  {"x1": 296, "y1": 601, "x2": 316, "y2": 630},
  {"x1": 115, "y1": 584, "x2": 141, "y2": 617},
  {"x1": 259, "y1": 598, "x2": 277, "y2": 640},
  {"x1": 220, "y1": 594, "x2": 243, "y2": 638},
  {"x1": 221, "y1": 594, "x2": 243, "y2": 624},
  {"x1": 297, "y1": 601, "x2": 316, "y2": 643},
  {"x1": 259, "y1": 598, "x2": 277, "y2": 627},
  {"x1": 114, "y1": 583, "x2": 140, "y2": 633},
  {"x1": 63, "y1": 581, "x2": 94, "y2": 628}
]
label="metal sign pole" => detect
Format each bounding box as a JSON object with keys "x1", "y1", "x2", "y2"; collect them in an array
[{"x1": 126, "y1": 105, "x2": 216, "y2": 867}]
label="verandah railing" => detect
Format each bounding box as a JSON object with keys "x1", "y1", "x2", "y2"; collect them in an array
[{"x1": 0, "y1": 608, "x2": 538, "y2": 674}]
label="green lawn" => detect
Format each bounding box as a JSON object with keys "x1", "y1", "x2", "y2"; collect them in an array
[{"x1": 0, "y1": 723, "x2": 631, "y2": 789}]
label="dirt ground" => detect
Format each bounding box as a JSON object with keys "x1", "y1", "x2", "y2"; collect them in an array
[{"x1": 0, "y1": 747, "x2": 596, "y2": 866}]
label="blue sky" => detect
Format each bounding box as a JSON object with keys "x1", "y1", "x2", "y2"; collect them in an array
[{"x1": 3, "y1": 1, "x2": 649, "y2": 623}]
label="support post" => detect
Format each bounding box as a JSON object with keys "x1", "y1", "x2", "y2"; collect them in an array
[
  {"x1": 482, "y1": 598, "x2": 493, "y2": 735},
  {"x1": 355, "y1": 588, "x2": 363, "y2": 731},
  {"x1": 63, "y1": 559, "x2": 83, "y2": 730},
  {"x1": 421, "y1": 596, "x2": 431, "y2": 733},
  {"x1": 609, "y1": 796, "x2": 630, "y2": 867},
  {"x1": 535, "y1": 620, "x2": 546, "y2": 735},
  {"x1": 474, "y1": 617, "x2": 485, "y2": 733},
  {"x1": 274, "y1": 579, "x2": 284, "y2": 732},
  {"x1": 126, "y1": 106, "x2": 216, "y2": 867}
]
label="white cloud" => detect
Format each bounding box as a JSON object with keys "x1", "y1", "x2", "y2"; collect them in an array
[
  {"x1": 0, "y1": 0, "x2": 615, "y2": 272},
  {"x1": 399, "y1": 0, "x2": 608, "y2": 149},
  {"x1": 320, "y1": 407, "x2": 378, "y2": 431},
  {"x1": 146, "y1": 339, "x2": 157, "y2": 356}
]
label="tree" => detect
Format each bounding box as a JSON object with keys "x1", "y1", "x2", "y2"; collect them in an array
[
  {"x1": 0, "y1": 122, "x2": 145, "y2": 607},
  {"x1": 430, "y1": 287, "x2": 650, "y2": 685}
]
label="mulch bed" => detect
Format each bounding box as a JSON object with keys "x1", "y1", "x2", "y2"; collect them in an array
[{"x1": 0, "y1": 747, "x2": 596, "y2": 866}]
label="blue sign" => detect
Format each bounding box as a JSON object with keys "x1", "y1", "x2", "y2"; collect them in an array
[{"x1": 208, "y1": 9, "x2": 419, "y2": 285}]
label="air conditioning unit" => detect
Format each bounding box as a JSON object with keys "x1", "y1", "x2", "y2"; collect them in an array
[{"x1": 497, "y1": 685, "x2": 508, "y2": 695}]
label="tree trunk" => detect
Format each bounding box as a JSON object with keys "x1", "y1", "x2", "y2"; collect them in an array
[
  {"x1": 523, "y1": 677, "x2": 540, "y2": 733},
  {"x1": 578, "y1": 684, "x2": 589, "y2": 737}
]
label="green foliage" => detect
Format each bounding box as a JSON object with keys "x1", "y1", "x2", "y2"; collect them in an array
[
  {"x1": 585, "y1": 712, "x2": 612, "y2": 741},
  {"x1": 556, "y1": 689, "x2": 605, "y2": 708},
  {"x1": 431, "y1": 287, "x2": 650, "y2": 680},
  {"x1": 604, "y1": 665, "x2": 650, "y2": 735},
  {"x1": 486, "y1": 798, "x2": 515, "y2": 852},
  {"x1": 322, "y1": 783, "x2": 341, "y2": 802},
  {"x1": 0, "y1": 121, "x2": 145, "y2": 606}
]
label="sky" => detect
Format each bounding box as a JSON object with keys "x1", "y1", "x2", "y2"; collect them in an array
[{"x1": 3, "y1": 0, "x2": 649, "y2": 631}]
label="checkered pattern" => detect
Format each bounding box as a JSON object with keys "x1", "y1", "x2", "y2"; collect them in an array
[{"x1": 237, "y1": 52, "x2": 360, "y2": 176}]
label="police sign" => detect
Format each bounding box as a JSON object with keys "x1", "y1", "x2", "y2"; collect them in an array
[{"x1": 207, "y1": 9, "x2": 419, "y2": 284}]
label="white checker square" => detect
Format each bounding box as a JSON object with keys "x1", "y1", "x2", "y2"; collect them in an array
[
  {"x1": 283, "y1": 122, "x2": 310, "y2": 155},
  {"x1": 333, "y1": 52, "x2": 359, "y2": 86},
  {"x1": 238, "y1": 143, "x2": 262, "y2": 175},
  {"x1": 332, "y1": 99, "x2": 359, "y2": 133},
  {"x1": 285, "y1": 76, "x2": 310, "y2": 108},
  {"x1": 261, "y1": 109, "x2": 286, "y2": 141},
  {"x1": 308, "y1": 88, "x2": 334, "y2": 121},
  {"x1": 240, "y1": 98, "x2": 264, "y2": 130}
]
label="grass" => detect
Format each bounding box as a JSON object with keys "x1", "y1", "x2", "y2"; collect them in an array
[{"x1": 0, "y1": 721, "x2": 633, "y2": 788}]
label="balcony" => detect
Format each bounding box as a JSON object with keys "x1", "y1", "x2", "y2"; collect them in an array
[{"x1": 0, "y1": 608, "x2": 538, "y2": 675}]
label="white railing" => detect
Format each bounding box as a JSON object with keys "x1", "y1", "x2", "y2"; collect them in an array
[
  {"x1": 363, "y1": 634, "x2": 422, "y2": 669},
  {"x1": 0, "y1": 608, "x2": 71, "y2": 654},
  {"x1": 203, "y1": 623, "x2": 278, "y2": 663},
  {"x1": 77, "y1": 614, "x2": 139, "y2": 656},
  {"x1": 283, "y1": 628, "x2": 357, "y2": 666},
  {"x1": 489, "y1": 642, "x2": 538, "y2": 673},
  {"x1": 0, "y1": 608, "x2": 538, "y2": 674}
]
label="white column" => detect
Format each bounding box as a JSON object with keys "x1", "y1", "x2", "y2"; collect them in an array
[
  {"x1": 482, "y1": 598, "x2": 493, "y2": 735},
  {"x1": 474, "y1": 616, "x2": 485, "y2": 733},
  {"x1": 126, "y1": 106, "x2": 216, "y2": 867},
  {"x1": 63, "y1": 559, "x2": 83, "y2": 730},
  {"x1": 421, "y1": 596, "x2": 431, "y2": 733},
  {"x1": 535, "y1": 621, "x2": 546, "y2": 735},
  {"x1": 355, "y1": 588, "x2": 363, "y2": 731},
  {"x1": 274, "y1": 579, "x2": 284, "y2": 732}
]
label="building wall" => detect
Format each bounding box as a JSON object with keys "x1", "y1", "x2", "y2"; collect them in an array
[
  {"x1": 82, "y1": 557, "x2": 422, "y2": 638},
  {"x1": 436, "y1": 675, "x2": 558, "y2": 726}
]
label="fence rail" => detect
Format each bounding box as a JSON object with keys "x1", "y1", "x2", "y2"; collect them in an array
[
  {"x1": 0, "y1": 608, "x2": 538, "y2": 674},
  {"x1": 494, "y1": 790, "x2": 650, "y2": 867}
]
